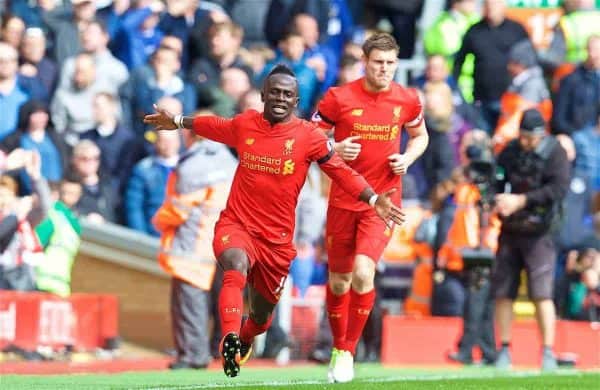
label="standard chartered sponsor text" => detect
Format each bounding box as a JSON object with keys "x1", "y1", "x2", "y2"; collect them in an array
[
  {"x1": 242, "y1": 152, "x2": 282, "y2": 174},
  {"x1": 351, "y1": 122, "x2": 399, "y2": 141}
]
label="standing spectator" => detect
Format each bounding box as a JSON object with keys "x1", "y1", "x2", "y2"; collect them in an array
[
  {"x1": 492, "y1": 109, "x2": 570, "y2": 371},
  {"x1": 125, "y1": 129, "x2": 180, "y2": 237},
  {"x1": 69, "y1": 139, "x2": 118, "y2": 223},
  {"x1": 50, "y1": 53, "x2": 104, "y2": 146},
  {"x1": 552, "y1": 35, "x2": 600, "y2": 135},
  {"x1": 424, "y1": 0, "x2": 479, "y2": 103},
  {"x1": 80, "y1": 92, "x2": 136, "y2": 190},
  {"x1": 188, "y1": 21, "x2": 253, "y2": 108},
  {"x1": 292, "y1": 13, "x2": 338, "y2": 94},
  {"x1": 259, "y1": 31, "x2": 318, "y2": 117},
  {"x1": 153, "y1": 114, "x2": 237, "y2": 369},
  {"x1": 494, "y1": 40, "x2": 551, "y2": 154},
  {"x1": 453, "y1": 0, "x2": 529, "y2": 133},
  {"x1": 43, "y1": 0, "x2": 97, "y2": 65},
  {"x1": 19, "y1": 28, "x2": 58, "y2": 98},
  {"x1": 209, "y1": 67, "x2": 251, "y2": 117},
  {"x1": 58, "y1": 20, "x2": 129, "y2": 96},
  {"x1": 121, "y1": 46, "x2": 196, "y2": 134},
  {"x1": 113, "y1": 0, "x2": 165, "y2": 70}
]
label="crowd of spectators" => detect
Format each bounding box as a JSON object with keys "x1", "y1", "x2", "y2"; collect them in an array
[{"x1": 0, "y1": 0, "x2": 598, "y2": 361}]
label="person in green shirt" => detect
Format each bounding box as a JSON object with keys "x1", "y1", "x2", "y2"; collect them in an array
[
  {"x1": 34, "y1": 175, "x2": 82, "y2": 297},
  {"x1": 424, "y1": 0, "x2": 480, "y2": 102}
]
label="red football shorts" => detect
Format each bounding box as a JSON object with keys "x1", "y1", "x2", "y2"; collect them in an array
[
  {"x1": 326, "y1": 206, "x2": 392, "y2": 273},
  {"x1": 213, "y1": 216, "x2": 297, "y2": 304}
]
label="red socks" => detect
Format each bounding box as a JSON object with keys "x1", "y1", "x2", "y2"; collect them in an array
[
  {"x1": 240, "y1": 316, "x2": 273, "y2": 344},
  {"x1": 218, "y1": 270, "x2": 246, "y2": 338},
  {"x1": 345, "y1": 289, "x2": 375, "y2": 355},
  {"x1": 326, "y1": 285, "x2": 350, "y2": 351}
]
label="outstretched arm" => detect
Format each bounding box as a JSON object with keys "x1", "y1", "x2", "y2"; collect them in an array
[{"x1": 143, "y1": 104, "x2": 237, "y2": 146}]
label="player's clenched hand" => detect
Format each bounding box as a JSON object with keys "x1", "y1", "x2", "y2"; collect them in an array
[
  {"x1": 388, "y1": 153, "x2": 410, "y2": 175},
  {"x1": 374, "y1": 188, "x2": 405, "y2": 227},
  {"x1": 143, "y1": 104, "x2": 178, "y2": 131},
  {"x1": 334, "y1": 136, "x2": 362, "y2": 161}
]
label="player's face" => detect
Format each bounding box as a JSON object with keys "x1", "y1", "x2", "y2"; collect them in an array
[
  {"x1": 261, "y1": 74, "x2": 299, "y2": 124},
  {"x1": 363, "y1": 49, "x2": 398, "y2": 91}
]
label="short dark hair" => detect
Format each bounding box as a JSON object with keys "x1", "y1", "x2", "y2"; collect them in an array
[
  {"x1": 267, "y1": 64, "x2": 296, "y2": 79},
  {"x1": 362, "y1": 32, "x2": 400, "y2": 58}
]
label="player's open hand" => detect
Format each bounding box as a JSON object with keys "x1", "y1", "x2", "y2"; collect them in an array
[
  {"x1": 334, "y1": 136, "x2": 361, "y2": 161},
  {"x1": 143, "y1": 104, "x2": 178, "y2": 131},
  {"x1": 388, "y1": 153, "x2": 410, "y2": 175},
  {"x1": 374, "y1": 188, "x2": 405, "y2": 227}
]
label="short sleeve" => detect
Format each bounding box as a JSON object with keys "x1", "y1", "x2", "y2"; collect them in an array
[
  {"x1": 404, "y1": 88, "x2": 424, "y2": 128},
  {"x1": 306, "y1": 124, "x2": 334, "y2": 163},
  {"x1": 312, "y1": 88, "x2": 339, "y2": 130}
]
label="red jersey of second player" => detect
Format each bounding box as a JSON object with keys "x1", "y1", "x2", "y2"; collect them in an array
[
  {"x1": 192, "y1": 110, "x2": 368, "y2": 245},
  {"x1": 314, "y1": 78, "x2": 423, "y2": 211}
]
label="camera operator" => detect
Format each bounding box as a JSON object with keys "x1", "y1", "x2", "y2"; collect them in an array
[
  {"x1": 433, "y1": 130, "x2": 499, "y2": 365},
  {"x1": 492, "y1": 108, "x2": 570, "y2": 371}
]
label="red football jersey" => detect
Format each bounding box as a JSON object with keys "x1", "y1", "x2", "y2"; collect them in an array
[
  {"x1": 314, "y1": 78, "x2": 423, "y2": 211},
  {"x1": 192, "y1": 110, "x2": 370, "y2": 245}
]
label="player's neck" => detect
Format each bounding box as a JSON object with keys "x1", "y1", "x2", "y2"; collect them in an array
[{"x1": 362, "y1": 78, "x2": 391, "y2": 94}]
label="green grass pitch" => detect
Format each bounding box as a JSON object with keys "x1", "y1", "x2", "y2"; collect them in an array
[{"x1": 2, "y1": 364, "x2": 599, "y2": 389}]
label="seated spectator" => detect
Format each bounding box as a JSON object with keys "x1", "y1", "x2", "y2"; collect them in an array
[
  {"x1": 34, "y1": 174, "x2": 82, "y2": 297},
  {"x1": 80, "y1": 92, "x2": 136, "y2": 191},
  {"x1": 125, "y1": 129, "x2": 180, "y2": 237},
  {"x1": 112, "y1": 0, "x2": 165, "y2": 70},
  {"x1": 336, "y1": 54, "x2": 363, "y2": 85},
  {"x1": 1, "y1": 100, "x2": 69, "y2": 194},
  {"x1": 68, "y1": 139, "x2": 118, "y2": 224},
  {"x1": 552, "y1": 35, "x2": 600, "y2": 135},
  {"x1": 564, "y1": 247, "x2": 600, "y2": 321},
  {"x1": 237, "y1": 88, "x2": 263, "y2": 113},
  {"x1": 572, "y1": 104, "x2": 600, "y2": 194},
  {"x1": 50, "y1": 53, "x2": 106, "y2": 146},
  {"x1": 19, "y1": 27, "x2": 58, "y2": 98}
]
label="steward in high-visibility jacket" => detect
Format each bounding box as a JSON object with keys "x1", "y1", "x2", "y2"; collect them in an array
[
  {"x1": 436, "y1": 183, "x2": 501, "y2": 273},
  {"x1": 153, "y1": 140, "x2": 237, "y2": 290},
  {"x1": 424, "y1": 6, "x2": 480, "y2": 103},
  {"x1": 35, "y1": 202, "x2": 81, "y2": 297},
  {"x1": 494, "y1": 41, "x2": 551, "y2": 154}
]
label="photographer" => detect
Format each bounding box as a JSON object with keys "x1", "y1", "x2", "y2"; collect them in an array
[
  {"x1": 433, "y1": 130, "x2": 499, "y2": 365},
  {"x1": 492, "y1": 108, "x2": 570, "y2": 371}
]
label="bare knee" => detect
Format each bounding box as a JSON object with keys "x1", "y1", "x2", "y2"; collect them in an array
[
  {"x1": 219, "y1": 248, "x2": 249, "y2": 276},
  {"x1": 329, "y1": 272, "x2": 352, "y2": 295},
  {"x1": 351, "y1": 255, "x2": 376, "y2": 293}
]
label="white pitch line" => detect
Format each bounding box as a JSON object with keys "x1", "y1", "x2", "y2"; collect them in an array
[{"x1": 139, "y1": 369, "x2": 588, "y2": 390}]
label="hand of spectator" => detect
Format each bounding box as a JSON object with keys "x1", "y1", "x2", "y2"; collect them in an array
[
  {"x1": 388, "y1": 153, "x2": 410, "y2": 175},
  {"x1": 38, "y1": 0, "x2": 57, "y2": 11},
  {"x1": 114, "y1": 0, "x2": 131, "y2": 15},
  {"x1": 144, "y1": 104, "x2": 178, "y2": 130},
  {"x1": 86, "y1": 212, "x2": 105, "y2": 224},
  {"x1": 5, "y1": 149, "x2": 30, "y2": 171},
  {"x1": 24, "y1": 151, "x2": 41, "y2": 181},
  {"x1": 12, "y1": 196, "x2": 33, "y2": 221},
  {"x1": 494, "y1": 193, "x2": 527, "y2": 217},
  {"x1": 209, "y1": 10, "x2": 230, "y2": 24},
  {"x1": 19, "y1": 63, "x2": 38, "y2": 78},
  {"x1": 149, "y1": 0, "x2": 165, "y2": 14},
  {"x1": 374, "y1": 188, "x2": 405, "y2": 228},
  {"x1": 334, "y1": 136, "x2": 361, "y2": 161},
  {"x1": 306, "y1": 56, "x2": 327, "y2": 81}
]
